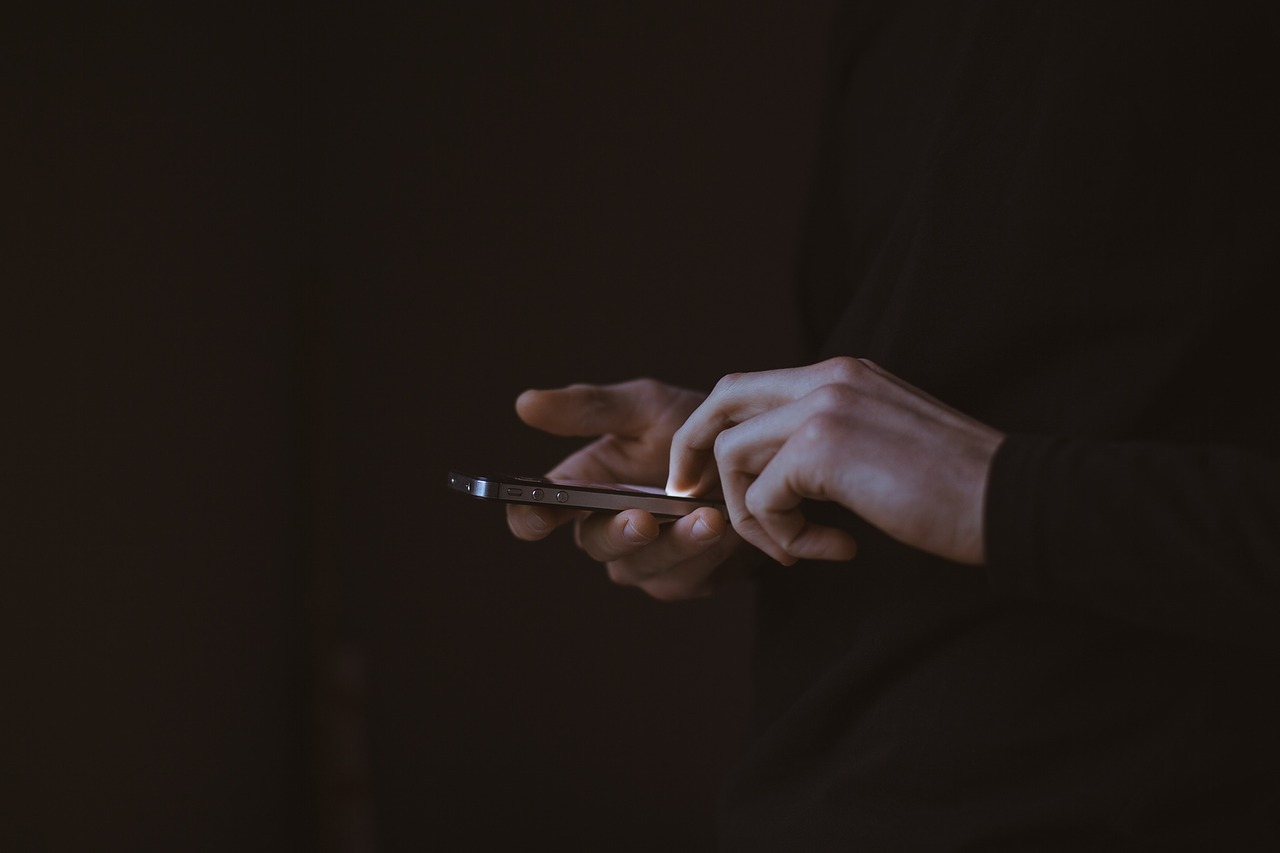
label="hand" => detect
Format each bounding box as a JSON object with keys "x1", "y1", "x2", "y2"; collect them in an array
[
  {"x1": 507, "y1": 379, "x2": 752, "y2": 600},
  {"x1": 667, "y1": 357, "x2": 1006, "y2": 566}
]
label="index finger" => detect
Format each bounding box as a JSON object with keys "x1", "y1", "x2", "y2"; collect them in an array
[
  {"x1": 516, "y1": 378, "x2": 674, "y2": 440},
  {"x1": 667, "y1": 365, "x2": 834, "y2": 494}
]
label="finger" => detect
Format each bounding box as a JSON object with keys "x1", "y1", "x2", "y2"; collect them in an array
[
  {"x1": 515, "y1": 379, "x2": 673, "y2": 440},
  {"x1": 574, "y1": 508, "x2": 662, "y2": 563},
  {"x1": 506, "y1": 503, "x2": 583, "y2": 541},
  {"x1": 592, "y1": 506, "x2": 730, "y2": 585},
  {"x1": 720, "y1": 465, "x2": 797, "y2": 566},
  {"x1": 666, "y1": 371, "x2": 794, "y2": 494},
  {"x1": 744, "y1": 443, "x2": 857, "y2": 562},
  {"x1": 710, "y1": 390, "x2": 858, "y2": 563},
  {"x1": 667, "y1": 361, "x2": 859, "y2": 494},
  {"x1": 711, "y1": 388, "x2": 847, "y2": 481}
]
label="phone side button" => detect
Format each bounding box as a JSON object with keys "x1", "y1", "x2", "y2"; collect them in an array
[
  {"x1": 555, "y1": 491, "x2": 568, "y2": 503},
  {"x1": 531, "y1": 489, "x2": 544, "y2": 501}
]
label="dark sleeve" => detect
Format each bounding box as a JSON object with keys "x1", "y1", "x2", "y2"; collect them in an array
[{"x1": 985, "y1": 434, "x2": 1280, "y2": 651}]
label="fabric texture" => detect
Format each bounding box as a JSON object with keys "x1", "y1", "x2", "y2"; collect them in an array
[{"x1": 718, "y1": 2, "x2": 1280, "y2": 849}]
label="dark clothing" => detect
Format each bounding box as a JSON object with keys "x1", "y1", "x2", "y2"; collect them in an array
[{"x1": 719, "y1": 3, "x2": 1280, "y2": 849}]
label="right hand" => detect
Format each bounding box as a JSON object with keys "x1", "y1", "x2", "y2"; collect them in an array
[{"x1": 506, "y1": 379, "x2": 754, "y2": 600}]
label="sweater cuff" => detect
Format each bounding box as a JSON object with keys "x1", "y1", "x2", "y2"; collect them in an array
[{"x1": 984, "y1": 433, "x2": 1063, "y2": 599}]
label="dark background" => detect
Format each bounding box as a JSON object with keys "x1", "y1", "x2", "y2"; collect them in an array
[{"x1": 4, "y1": 3, "x2": 834, "y2": 850}]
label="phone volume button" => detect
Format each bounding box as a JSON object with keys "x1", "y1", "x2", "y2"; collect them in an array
[
  {"x1": 531, "y1": 489, "x2": 544, "y2": 501},
  {"x1": 555, "y1": 491, "x2": 568, "y2": 503}
]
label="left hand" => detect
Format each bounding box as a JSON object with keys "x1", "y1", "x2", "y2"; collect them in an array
[
  {"x1": 505, "y1": 378, "x2": 752, "y2": 600},
  {"x1": 666, "y1": 357, "x2": 1006, "y2": 567}
]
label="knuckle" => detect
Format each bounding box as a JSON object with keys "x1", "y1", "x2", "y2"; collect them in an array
[
  {"x1": 733, "y1": 511, "x2": 768, "y2": 543},
  {"x1": 712, "y1": 427, "x2": 739, "y2": 464},
  {"x1": 809, "y1": 381, "x2": 857, "y2": 411},
  {"x1": 797, "y1": 410, "x2": 845, "y2": 447},
  {"x1": 742, "y1": 496, "x2": 786, "y2": 545},
  {"x1": 822, "y1": 355, "x2": 866, "y2": 386},
  {"x1": 713, "y1": 371, "x2": 746, "y2": 397},
  {"x1": 670, "y1": 416, "x2": 693, "y2": 446},
  {"x1": 729, "y1": 499, "x2": 758, "y2": 528}
]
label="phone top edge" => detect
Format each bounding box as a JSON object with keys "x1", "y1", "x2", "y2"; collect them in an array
[
  {"x1": 447, "y1": 471, "x2": 499, "y2": 498},
  {"x1": 448, "y1": 470, "x2": 726, "y2": 518}
]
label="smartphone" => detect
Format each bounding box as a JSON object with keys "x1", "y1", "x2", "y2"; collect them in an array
[{"x1": 448, "y1": 471, "x2": 726, "y2": 519}]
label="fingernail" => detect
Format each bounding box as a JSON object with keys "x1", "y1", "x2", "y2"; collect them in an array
[
  {"x1": 691, "y1": 518, "x2": 722, "y2": 543},
  {"x1": 527, "y1": 510, "x2": 549, "y2": 534},
  {"x1": 624, "y1": 520, "x2": 655, "y2": 544}
]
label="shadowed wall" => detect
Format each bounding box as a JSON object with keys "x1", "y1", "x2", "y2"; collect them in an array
[{"x1": 3, "y1": 3, "x2": 834, "y2": 850}]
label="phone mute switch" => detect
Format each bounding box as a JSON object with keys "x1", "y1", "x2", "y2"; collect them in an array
[{"x1": 506, "y1": 487, "x2": 523, "y2": 496}]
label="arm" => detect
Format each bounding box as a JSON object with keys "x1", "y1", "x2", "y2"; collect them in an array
[
  {"x1": 987, "y1": 435, "x2": 1280, "y2": 650},
  {"x1": 670, "y1": 356, "x2": 1280, "y2": 649}
]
